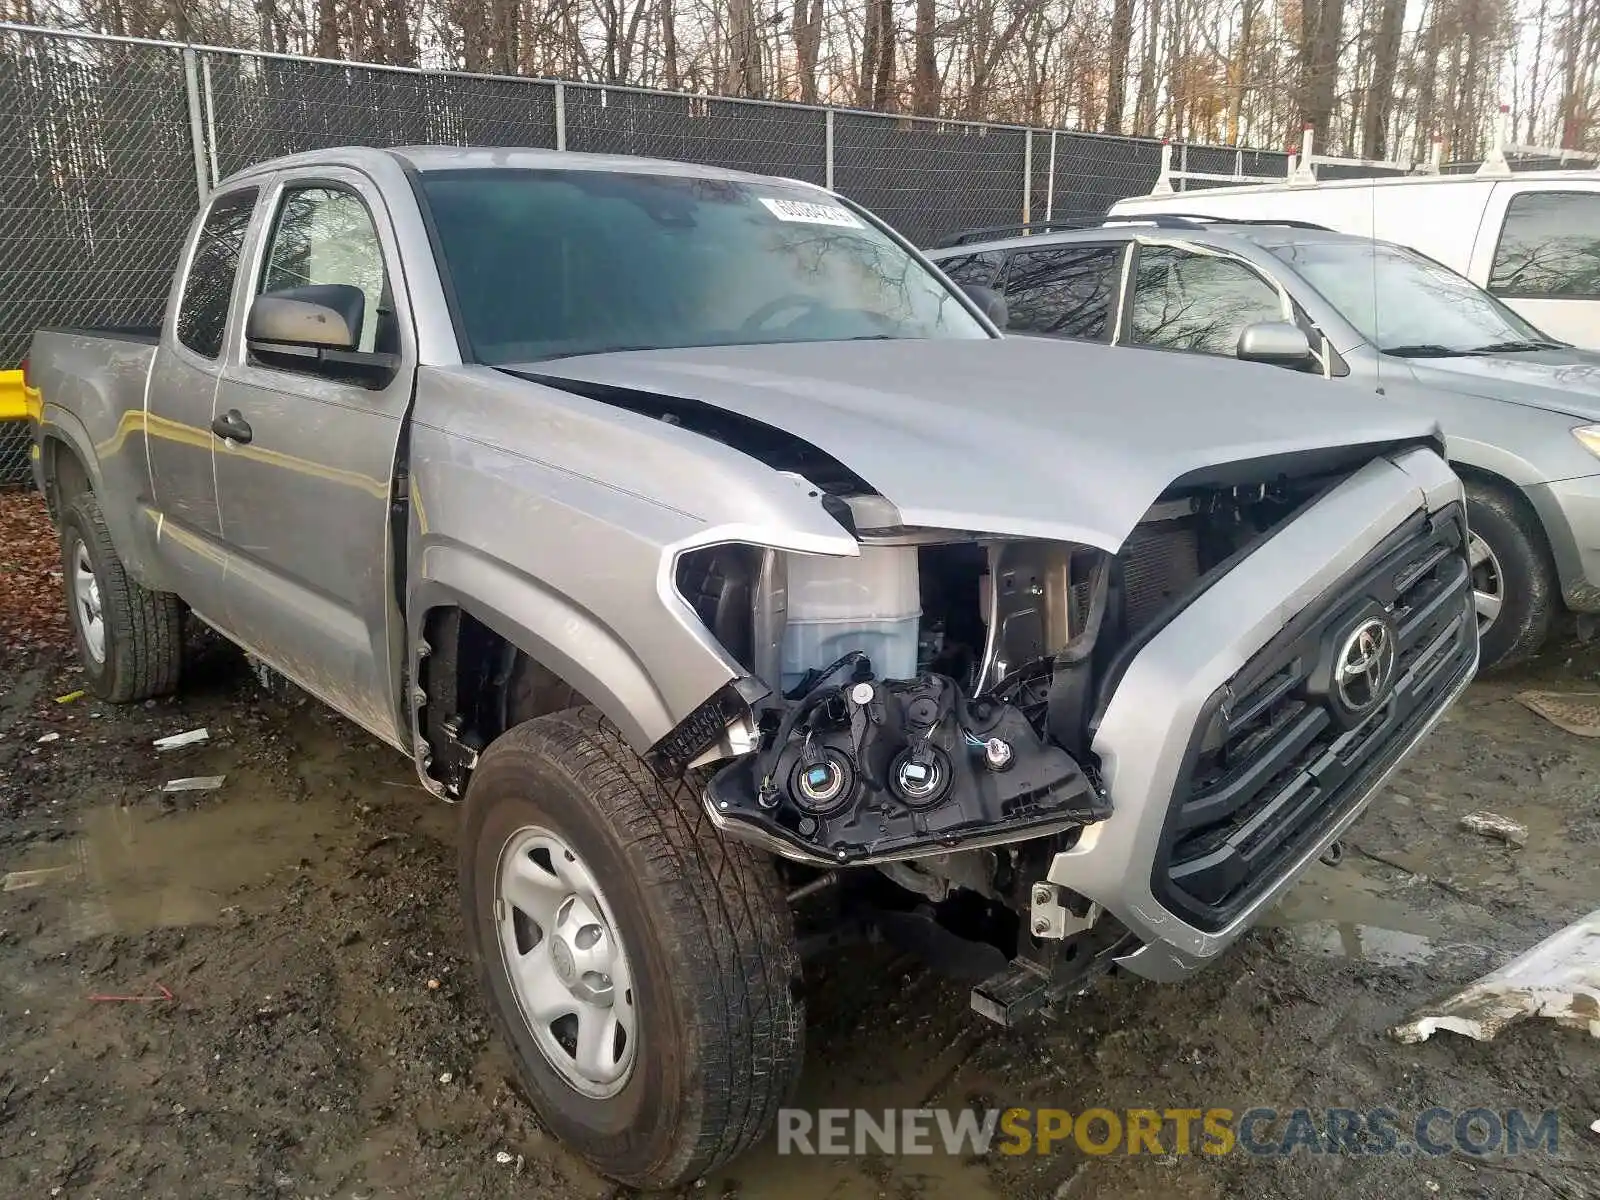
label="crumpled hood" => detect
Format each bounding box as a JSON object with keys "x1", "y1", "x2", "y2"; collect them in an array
[
  {"x1": 516, "y1": 337, "x2": 1440, "y2": 549},
  {"x1": 1408, "y1": 348, "x2": 1600, "y2": 420}
]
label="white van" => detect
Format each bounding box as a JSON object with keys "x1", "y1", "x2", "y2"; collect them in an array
[{"x1": 1110, "y1": 171, "x2": 1600, "y2": 349}]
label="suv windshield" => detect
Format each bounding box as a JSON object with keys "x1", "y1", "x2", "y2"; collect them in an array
[
  {"x1": 418, "y1": 168, "x2": 987, "y2": 362},
  {"x1": 1270, "y1": 240, "x2": 1559, "y2": 357}
]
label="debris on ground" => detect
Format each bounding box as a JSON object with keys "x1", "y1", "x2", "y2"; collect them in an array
[
  {"x1": 1517, "y1": 690, "x2": 1600, "y2": 737},
  {"x1": 2, "y1": 865, "x2": 80, "y2": 892},
  {"x1": 162, "y1": 776, "x2": 226, "y2": 793},
  {"x1": 1392, "y1": 907, "x2": 1600, "y2": 1044},
  {"x1": 54, "y1": 689, "x2": 84, "y2": 703},
  {"x1": 88, "y1": 983, "x2": 175, "y2": 1004},
  {"x1": 0, "y1": 490, "x2": 71, "y2": 651},
  {"x1": 36, "y1": 731, "x2": 58, "y2": 743},
  {"x1": 153, "y1": 728, "x2": 210, "y2": 751},
  {"x1": 1459, "y1": 810, "x2": 1530, "y2": 847}
]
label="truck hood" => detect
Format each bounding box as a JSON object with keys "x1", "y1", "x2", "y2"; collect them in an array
[
  {"x1": 512, "y1": 337, "x2": 1440, "y2": 550},
  {"x1": 1406, "y1": 347, "x2": 1600, "y2": 421}
]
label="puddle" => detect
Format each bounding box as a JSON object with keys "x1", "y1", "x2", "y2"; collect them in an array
[
  {"x1": 80, "y1": 797, "x2": 332, "y2": 931},
  {"x1": 7, "y1": 795, "x2": 337, "y2": 938},
  {"x1": 1287, "y1": 921, "x2": 1443, "y2": 966}
]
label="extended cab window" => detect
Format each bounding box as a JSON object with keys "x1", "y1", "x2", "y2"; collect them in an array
[
  {"x1": 1489, "y1": 191, "x2": 1600, "y2": 298},
  {"x1": 176, "y1": 188, "x2": 257, "y2": 359},
  {"x1": 260, "y1": 185, "x2": 391, "y2": 354},
  {"x1": 1129, "y1": 245, "x2": 1282, "y2": 356},
  {"x1": 1003, "y1": 246, "x2": 1120, "y2": 339}
]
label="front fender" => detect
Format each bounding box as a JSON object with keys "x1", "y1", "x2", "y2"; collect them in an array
[{"x1": 409, "y1": 548, "x2": 682, "y2": 751}]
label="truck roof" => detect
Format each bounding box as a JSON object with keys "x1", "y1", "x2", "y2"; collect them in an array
[
  {"x1": 1114, "y1": 167, "x2": 1600, "y2": 209},
  {"x1": 218, "y1": 145, "x2": 816, "y2": 191}
]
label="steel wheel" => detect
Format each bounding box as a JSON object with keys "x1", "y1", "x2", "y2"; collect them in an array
[
  {"x1": 1469, "y1": 531, "x2": 1504, "y2": 635},
  {"x1": 70, "y1": 539, "x2": 106, "y2": 664},
  {"x1": 495, "y1": 825, "x2": 637, "y2": 1098}
]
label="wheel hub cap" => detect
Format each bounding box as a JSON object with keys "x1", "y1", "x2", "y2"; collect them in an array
[
  {"x1": 495, "y1": 826, "x2": 636, "y2": 1098},
  {"x1": 1468, "y1": 532, "x2": 1503, "y2": 635},
  {"x1": 72, "y1": 542, "x2": 105, "y2": 664}
]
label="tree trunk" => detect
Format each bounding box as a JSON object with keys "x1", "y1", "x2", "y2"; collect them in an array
[
  {"x1": 1362, "y1": 0, "x2": 1404, "y2": 158},
  {"x1": 661, "y1": 0, "x2": 680, "y2": 89},
  {"x1": 792, "y1": 0, "x2": 822, "y2": 103},
  {"x1": 314, "y1": 0, "x2": 339, "y2": 59},
  {"x1": 726, "y1": 0, "x2": 765, "y2": 97},
  {"x1": 1104, "y1": 0, "x2": 1134, "y2": 133},
  {"x1": 872, "y1": 0, "x2": 895, "y2": 109},
  {"x1": 911, "y1": 0, "x2": 939, "y2": 115},
  {"x1": 1134, "y1": 0, "x2": 1163, "y2": 135},
  {"x1": 1225, "y1": 0, "x2": 1258, "y2": 144},
  {"x1": 1297, "y1": 0, "x2": 1344, "y2": 146}
]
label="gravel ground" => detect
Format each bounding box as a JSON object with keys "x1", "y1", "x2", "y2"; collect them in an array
[{"x1": 1, "y1": 489, "x2": 1598, "y2": 1199}]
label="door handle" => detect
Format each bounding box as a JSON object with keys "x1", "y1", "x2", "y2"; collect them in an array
[{"x1": 212, "y1": 409, "x2": 253, "y2": 445}]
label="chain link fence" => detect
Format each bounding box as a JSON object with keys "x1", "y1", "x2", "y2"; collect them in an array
[{"x1": 0, "y1": 22, "x2": 1309, "y2": 483}]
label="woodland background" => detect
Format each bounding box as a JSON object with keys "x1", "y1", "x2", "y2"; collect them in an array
[{"x1": 3, "y1": 0, "x2": 1597, "y2": 163}]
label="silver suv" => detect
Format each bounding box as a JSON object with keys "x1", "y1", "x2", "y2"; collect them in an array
[{"x1": 929, "y1": 216, "x2": 1600, "y2": 669}]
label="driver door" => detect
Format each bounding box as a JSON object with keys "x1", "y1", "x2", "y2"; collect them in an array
[{"x1": 211, "y1": 168, "x2": 415, "y2": 745}]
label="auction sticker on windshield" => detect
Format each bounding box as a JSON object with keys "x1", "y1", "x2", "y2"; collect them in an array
[{"x1": 759, "y1": 198, "x2": 864, "y2": 227}]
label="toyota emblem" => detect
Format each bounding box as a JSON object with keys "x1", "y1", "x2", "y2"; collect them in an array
[{"x1": 1333, "y1": 617, "x2": 1396, "y2": 714}]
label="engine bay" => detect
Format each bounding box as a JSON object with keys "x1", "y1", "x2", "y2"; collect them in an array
[{"x1": 680, "y1": 471, "x2": 1335, "y2": 867}]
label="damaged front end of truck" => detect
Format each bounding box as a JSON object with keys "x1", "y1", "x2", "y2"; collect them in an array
[{"x1": 653, "y1": 455, "x2": 1461, "y2": 1022}]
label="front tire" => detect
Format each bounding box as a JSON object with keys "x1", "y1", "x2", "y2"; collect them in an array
[
  {"x1": 460, "y1": 708, "x2": 803, "y2": 1188},
  {"x1": 58, "y1": 491, "x2": 183, "y2": 702},
  {"x1": 1465, "y1": 481, "x2": 1557, "y2": 671}
]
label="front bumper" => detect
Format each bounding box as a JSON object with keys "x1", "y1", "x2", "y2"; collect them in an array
[{"x1": 1049, "y1": 447, "x2": 1477, "y2": 982}]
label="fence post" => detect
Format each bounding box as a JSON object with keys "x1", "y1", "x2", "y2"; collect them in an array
[
  {"x1": 1045, "y1": 129, "x2": 1057, "y2": 221},
  {"x1": 201, "y1": 55, "x2": 220, "y2": 186},
  {"x1": 554, "y1": 81, "x2": 566, "y2": 151},
  {"x1": 1022, "y1": 129, "x2": 1032, "y2": 226},
  {"x1": 182, "y1": 48, "x2": 209, "y2": 203},
  {"x1": 825, "y1": 108, "x2": 835, "y2": 191}
]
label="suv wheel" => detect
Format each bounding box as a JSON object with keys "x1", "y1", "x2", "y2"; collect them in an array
[
  {"x1": 460, "y1": 708, "x2": 803, "y2": 1188},
  {"x1": 59, "y1": 491, "x2": 184, "y2": 702},
  {"x1": 1465, "y1": 481, "x2": 1556, "y2": 671}
]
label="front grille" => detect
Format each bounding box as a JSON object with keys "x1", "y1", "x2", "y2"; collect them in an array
[{"x1": 1152, "y1": 504, "x2": 1476, "y2": 932}]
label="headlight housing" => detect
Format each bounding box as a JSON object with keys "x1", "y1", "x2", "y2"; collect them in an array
[{"x1": 1572, "y1": 424, "x2": 1600, "y2": 459}]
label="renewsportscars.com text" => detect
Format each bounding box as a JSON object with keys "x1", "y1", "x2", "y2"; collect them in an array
[{"x1": 777, "y1": 1106, "x2": 1562, "y2": 1158}]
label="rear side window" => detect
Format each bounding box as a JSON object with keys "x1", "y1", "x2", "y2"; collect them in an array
[
  {"x1": 1489, "y1": 191, "x2": 1600, "y2": 298},
  {"x1": 1003, "y1": 245, "x2": 1121, "y2": 339},
  {"x1": 1129, "y1": 245, "x2": 1283, "y2": 356},
  {"x1": 936, "y1": 251, "x2": 1004, "y2": 289},
  {"x1": 176, "y1": 188, "x2": 257, "y2": 359}
]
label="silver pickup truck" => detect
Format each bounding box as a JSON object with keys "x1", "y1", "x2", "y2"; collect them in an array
[{"x1": 28, "y1": 147, "x2": 1478, "y2": 1187}]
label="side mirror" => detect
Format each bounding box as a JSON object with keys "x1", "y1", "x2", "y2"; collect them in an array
[
  {"x1": 247, "y1": 284, "x2": 364, "y2": 351},
  {"x1": 246, "y1": 283, "x2": 396, "y2": 388},
  {"x1": 1236, "y1": 321, "x2": 1314, "y2": 366},
  {"x1": 960, "y1": 283, "x2": 1009, "y2": 328}
]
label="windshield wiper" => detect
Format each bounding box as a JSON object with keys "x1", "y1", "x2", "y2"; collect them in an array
[
  {"x1": 1465, "y1": 338, "x2": 1568, "y2": 354},
  {"x1": 1379, "y1": 343, "x2": 1466, "y2": 358}
]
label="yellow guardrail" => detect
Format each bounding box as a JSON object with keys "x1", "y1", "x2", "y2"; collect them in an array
[{"x1": 0, "y1": 369, "x2": 39, "y2": 421}]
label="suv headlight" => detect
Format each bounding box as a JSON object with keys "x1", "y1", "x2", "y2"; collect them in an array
[{"x1": 1573, "y1": 425, "x2": 1600, "y2": 459}]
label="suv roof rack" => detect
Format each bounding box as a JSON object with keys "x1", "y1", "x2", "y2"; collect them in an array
[
  {"x1": 934, "y1": 211, "x2": 1334, "y2": 250},
  {"x1": 1122, "y1": 212, "x2": 1335, "y2": 232},
  {"x1": 935, "y1": 214, "x2": 1205, "y2": 248}
]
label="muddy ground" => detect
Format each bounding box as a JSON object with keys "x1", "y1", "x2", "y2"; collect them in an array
[{"x1": 2, "y1": 627, "x2": 1598, "y2": 1197}]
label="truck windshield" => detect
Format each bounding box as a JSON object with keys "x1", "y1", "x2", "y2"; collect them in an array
[
  {"x1": 1271, "y1": 241, "x2": 1561, "y2": 357},
  {"x1": 417, "y1": 168, "x2": 987, "y2": 362}
]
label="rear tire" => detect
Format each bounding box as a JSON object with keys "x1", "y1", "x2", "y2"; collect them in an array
[
  {"x1": 58, "y1": 491, "x2": 183, "y2": 702},
  {"x1": 460, "y1": 708, "x2": 803, "y2": 1188},
  {"x1": 1465, "y1": 481, "x2": 1556, "y2": 671}
]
